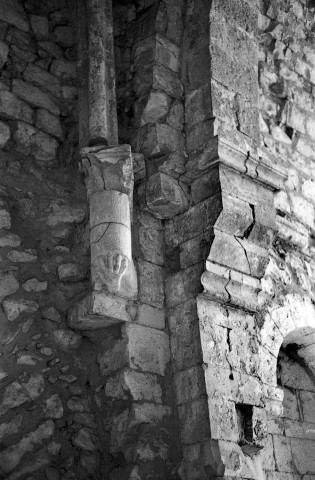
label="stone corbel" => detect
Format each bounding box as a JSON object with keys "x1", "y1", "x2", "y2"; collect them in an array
[{"x1": 68, "y1": 144, "x2": 138, "y2": 330}]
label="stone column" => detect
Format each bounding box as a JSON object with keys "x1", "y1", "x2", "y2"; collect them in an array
[{"x1": 81, "y1": 143, "x2": 137, "y2": 299}]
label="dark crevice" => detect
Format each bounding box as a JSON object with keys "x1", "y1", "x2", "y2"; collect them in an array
[{"x1": 243, "y1": 204, "x2": 256, "y2": 239}]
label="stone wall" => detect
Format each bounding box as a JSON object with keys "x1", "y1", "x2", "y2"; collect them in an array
[
  {"x1": 0, "y1": 1, "x2": 113, "y2": 479},
  {"x1": 0, "y1": 0, "x2": 314, "y2": 479}
]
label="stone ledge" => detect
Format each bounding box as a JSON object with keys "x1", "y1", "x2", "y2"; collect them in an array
[
  {"x1": 217, "y1": 139, "x2": 287, "y2": 191},
  {"x1": 67, "y1": 292, "x2": 137, "y2": 330}
]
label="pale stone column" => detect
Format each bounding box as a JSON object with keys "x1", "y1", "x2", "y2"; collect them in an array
[
  {"x1": 81, "y1": 144, "x2": 137, "y2": 299},
  {"x1": 86, "y1": 0, "x2": 118, "y2": 146}
]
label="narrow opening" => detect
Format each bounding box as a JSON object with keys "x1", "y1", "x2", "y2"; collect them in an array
[{"x1": 236, "y1": 404, "x2": 253, "y2": 444}]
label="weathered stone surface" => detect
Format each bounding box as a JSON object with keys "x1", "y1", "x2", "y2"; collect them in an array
[
  {"x1": 30, "y1": 15, "x2": 49, "y2": 38},
  {"x1": 53, "y1": 329, "x2": 82, "y2": 350},
  {"x1": 12, "y1": 79, "x2": 60, "y2": 116},
  {"x1": 0, "y1": 421, "x2": 54, "y2": 473},
  {"x1": 105, "y1": 369, "x2": 163, "y2": 403},
  {"x1": 44, "y1": 394, "x2": 63, "y2": 419},
  {"x1": 72, "y1": 428, "x2": 96, "y2": 451},
  {"x1": 146, "y1": 172, "x2": 188, "y2": 219},
  {"x1": 0, "y1": 0, "x2": 29, "y2": 32},
  {"x1": 46, "y1": 202, "x2": 85, "y2": 226},
  {"x1": 50, "y1": 59, "x2": 77, "y2": 81},
  {"x1": 0, "y1": 207, "x2": 11, "y2": 229},
  {"x1": 14, "y1": 122, "x2": 59, "y2": 163},
  {"x1": 58, "y1": 263, "x2": 86, "y2": 282},
  {"x1": 0, "y1": 41, "x2": 9, "y2": 68},
  {"x1": 138, "y1": 260, "x2": 164, "y2": 308},
  {"x1": 22, "y1": 278, "x2": 48, "y2": 292},
  {"x1": 0, "y1": 120, "x2": 10, "y2": 147},
  {"x1": 2, "y1": 298, "x2": 39, "y2": 321},
  {"x1": 0, "y1": 272, "x2": 19, "y2": 301},
  {"x1": 0, "y1": 91, "x2": 33, "y2": 124},
  {"x1": 137, "y1": 304, "x2": 165, "y2": 330},
  {"x1": 24, "y1": 64, "x2": 61, "y2": 98},
  {"x1": 53, "y1": 26, "x2": 74, "y2": 47},
  {"x1": 7, "y1": 250, "x2": 37, "y2": 262},
  {"x1": 36, "y1": 109, "x2": 62, "y2": 139}
]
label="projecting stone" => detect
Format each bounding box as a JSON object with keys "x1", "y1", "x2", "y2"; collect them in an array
[
  {"x1": 2, "y1": 298, "x2": 39, "y2": 321},
  {"x1": 36, "y1": 109, "x2": 62, "y2": 139},
  {"x1": 146, "y1": 172, "x2": 188, "y2": 219},
  {"x1": 0, "y1": 120, "x2": 10, "y2": 147},
  {"x1": 0, "y1": 91, "x2": 33, "y2": 123},
  {"x1": 12, "y1": 79, "x2": 60, "y2": 116},
  {"x1": 30, "y1": 15, "x2": 48, "y2": 38},
  {"x1": 0, "y1": 233, "x2": 20, "y2": 247},
  {"x1": 0, "y1": 272, "x2": 19, "y2": 302},
  {"x1": 0, "y1": 0, "x2": 29, "y2": 32},
  {"x1": 0, "y1": 41, "x2": 8, "y2": 68}
]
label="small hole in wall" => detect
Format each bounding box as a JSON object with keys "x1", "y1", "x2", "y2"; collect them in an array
[
  {"x1": 229, "y1": 372, "x2": 234, "y2": 380},
  {"x1": 236, "y1": 404, "x2": 253, "y2": 444},
  {"x1": 285, "y1": 126, "x2": 294, "y2": 139},
  {"x1": 307, "y1": 0, "x2": 315, "y2": 9}
]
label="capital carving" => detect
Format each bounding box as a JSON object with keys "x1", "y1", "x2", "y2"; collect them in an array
[{"x1": 81, "y1": 144, "x2": 137, "y2": 299}]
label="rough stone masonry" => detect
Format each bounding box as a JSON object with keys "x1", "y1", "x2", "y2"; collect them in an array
[{"x1": 0, "y1": 0, "x2": 314, "y2": 479}]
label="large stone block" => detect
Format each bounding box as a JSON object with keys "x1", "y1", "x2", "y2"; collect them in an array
[
  {"x1": 178, "y1": 398, "x2": 210, "y2": 444},
  {"x1": 24, "y1": 64, "x2": 61, "y2": 98},
  {"x1": 133, "y1": 63, "x2": 183, "y2": 99},
  {"x1": 208, "y1": 231, "x2": 250, "y2": 274},
  {"x1": 137, "y1": 303, "x2": 165, "y2": 330},
  {"x1": 146, "y1": 172, "x2": 188, "y2": 219},
  {"x1": 0, "y1": 91, "x2": 33, "y2": 124},
  {"x1": 12, "y1": 80, "x2": 60, "y2": 116},
  {"x1": 105, "y1": 369, "x2": 163, "y2": 403},
  {"x1": 138, "y1": 260, "x2": 164, "y2": 308},
  {"x1": 0, "y1": 0, "x2": 29, "y2": 32},
  {"x1": 166, "y1": 263, "x2": 203, "y2": 308},
  {"x1": 185, "y1": 83, "x2": 212, "y2": 129},
  {"x1": 174, "y1": 365, "x2": 207, "y2": 405},
  {"x1": 132, "y1": 33, "x2": 180, "y2": 73},
  {"x1": 186, "y1": 119, "x2": 215, "y2": 153},
  {"x1": 135, "y1": 123, "x2": 184, "y2": 158},
  {"x1": 36, "y1": 109, "x2": 63, "y2": 139}
]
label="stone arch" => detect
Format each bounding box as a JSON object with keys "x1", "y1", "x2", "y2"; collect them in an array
[{"x1": 259, "y1": 295, "x2": 315, "y2": 477}]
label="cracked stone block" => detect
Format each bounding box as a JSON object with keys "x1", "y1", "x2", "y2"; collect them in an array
[
  {"x1": 146, "y1": 172, "x2": 188, "y2": 219},
  {"x1": 209, "y1": 231, "x2": 250, "y2": 274},
  {"x1": 215, "y1": 194, "x2": 254, "y2": 237}
]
